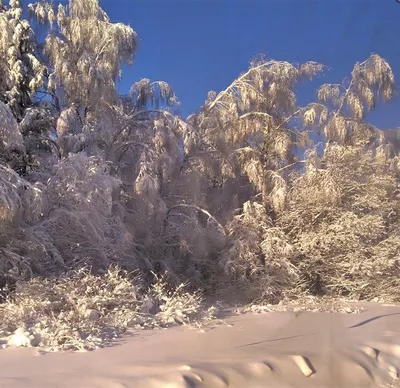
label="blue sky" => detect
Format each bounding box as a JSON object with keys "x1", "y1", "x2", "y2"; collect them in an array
[{"x1": 102, "y1": 0, "x2": 400, "y2": 129}]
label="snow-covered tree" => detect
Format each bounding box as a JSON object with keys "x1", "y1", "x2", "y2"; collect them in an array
[
  {"x1": 0, "y1": 0, "x2": 45, "y2": 120},
  {"x1": 279, "y1": 54, "x2": 400, "y2": 299},
  {"x1": 186, "y1": 58, "x2": 324, "y2": 216},
  {"x1": 29, "y1": 0, "x2": 137, "y2": 110},
  {"x1": 181, "y1": 54, "x2": 400, "y2": 301}
]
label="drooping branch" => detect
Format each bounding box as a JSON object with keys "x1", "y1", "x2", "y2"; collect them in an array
[
  {"x1": 34, "y1": 137, "x2": 61, "y2": 159},
  {"x1": 114, "y1": 140, "x2": 149, "y2": 153},
  {"x1": 109, "y1": 108, "x2": 175, "y2": 145},
  {"x1": 239, "y1": 112, "x2": 273, "y2": 120},
  {"x1": 207, "y1": 61, "x2": 274, "y2": 110},
  {"x1": 166, "y1": 204, "x2": 227, "y2": 236}
]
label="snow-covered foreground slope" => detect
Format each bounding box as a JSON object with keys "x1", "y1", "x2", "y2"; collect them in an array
[{"x1": 0, "y1": 304, "x2": 399, "y2": 387}]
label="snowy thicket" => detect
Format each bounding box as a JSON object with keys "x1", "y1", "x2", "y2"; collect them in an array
[{"x1": 0, "y1": 0, "x2": 399, "y2": 303}]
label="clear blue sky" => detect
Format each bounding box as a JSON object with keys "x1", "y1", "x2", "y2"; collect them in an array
[{"x1": 102, "y1": 0, "x2": 400, "y2": 129}]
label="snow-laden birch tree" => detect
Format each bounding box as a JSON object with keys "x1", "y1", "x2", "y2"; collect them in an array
[
  {"x1": 186, "y1": 58, "x2": 324, "y2": 215},
  {"x1": 184, "y1": 54, "x2": 400, "y2": 302},
  {"x1": 0, "y1": 0, "x2": 141, "y2": 277},
  {"x1": 281, "y1": 54, "x2": 400, "y2": 299},
  {"x1": 0, "y1": 0, "x2": 218, "y2": 285},
  {"x1": 0, "y1": 0, "x2": 45, "y2": 120}
]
